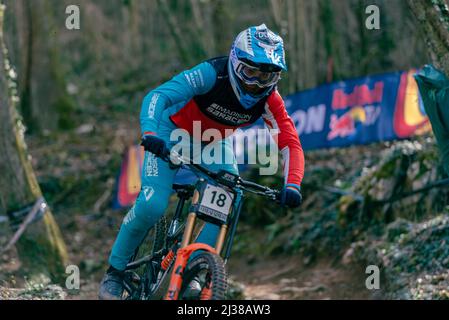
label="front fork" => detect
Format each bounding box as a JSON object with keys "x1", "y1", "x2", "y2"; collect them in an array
[
  {"x1": 164, "y1": 241, "x2": 217, "y2": 300},
  {"x1": 164, "y1": 189, "x2": 243, "y2": 300}
]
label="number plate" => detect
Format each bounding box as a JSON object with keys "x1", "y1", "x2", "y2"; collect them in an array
[{"x1": 198, "y1": 184, "x2": 234, "y2": 223}]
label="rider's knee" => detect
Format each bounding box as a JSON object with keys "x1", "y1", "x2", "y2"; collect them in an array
[{"x1": 133, "y1": 186, "x2": 171, "y2": 224}]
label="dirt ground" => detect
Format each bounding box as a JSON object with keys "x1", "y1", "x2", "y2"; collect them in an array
[
  {"x1": 227, "y1": 255, "x2": 378, "y2": 300},
  {"x1": 64, "y1": 256, "x2": 377, "y2": 300},
  {"x1": 1, "y1": 208, "x2": 379, "y2": 300},
  {"x1": 62, "y1": 210, "x2": 377, "y2": 300},
  {"x1": 57, "y1": 258, "x2": 376, "y2": 300}
]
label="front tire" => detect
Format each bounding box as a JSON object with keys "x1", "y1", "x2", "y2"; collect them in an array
[{"x1": 179, "y1": 252, "x2": 227, "y2": 300}]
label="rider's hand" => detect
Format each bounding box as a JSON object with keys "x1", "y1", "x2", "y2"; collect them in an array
[
  {"x1": 279, "y1": 186, "x2": 302, "y2": 208},
  {"x1": 141, "y1": 134, "x2": 169, "y2": 159}
]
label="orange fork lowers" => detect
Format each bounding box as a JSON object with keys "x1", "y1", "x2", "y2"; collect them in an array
[{"x1": 164, "y1": 243, "x2": 217, "y2": 300}]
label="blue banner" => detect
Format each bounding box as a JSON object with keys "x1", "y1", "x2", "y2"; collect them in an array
[{"x1": 237, "y1": 69, "x2": 430, "y2": 151}]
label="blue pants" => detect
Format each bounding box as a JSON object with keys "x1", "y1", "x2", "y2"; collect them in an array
[{"x1": 109, "y1": 113, "x2": 239, "y2": 270}]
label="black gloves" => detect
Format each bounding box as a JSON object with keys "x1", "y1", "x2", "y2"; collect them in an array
[
  {"x1": 279, "y1": 187, "x2": 302, "y2": 208},
  {"x1": 141, "y1": 135, "x2": 169, "y2": 159}
]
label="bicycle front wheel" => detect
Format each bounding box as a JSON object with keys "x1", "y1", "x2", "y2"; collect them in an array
[{"x1": 179, "y1": 252, "x2": 227, "y2": 300}]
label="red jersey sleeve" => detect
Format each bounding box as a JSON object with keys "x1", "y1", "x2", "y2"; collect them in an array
[{"x1": 262, "y1": 90, "x2": 305, "y2": 189}]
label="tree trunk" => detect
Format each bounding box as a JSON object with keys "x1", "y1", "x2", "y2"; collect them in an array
[
  {"x1": 211, "y1": 0, "x2": 232, "y2": 56},
  {"x1": 10, "y1": 0, "x2": 75, "y2": 134},
  {"x1": 189, "y1": 0, "x2": 212, "y2": 56},
  {"x1": 286, "y1": 0, "x2": 297, "y2": 93},
  {"x1": 407, "y1": 0, "x2": 449, "y2": 75},
  {"x1": 157, "y1": 0, "x2": 193, "y2": 65},
  {"x1": 0, "y1": 3, "x2": 68, "y2": 283}
]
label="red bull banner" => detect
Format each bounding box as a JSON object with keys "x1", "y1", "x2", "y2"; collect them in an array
[
  {"x1": 113, "y1": 69, "x2": 431, "y2": 208},
  {"x1": 283, "y1": 69, "x2": 430, "y2": 150}
]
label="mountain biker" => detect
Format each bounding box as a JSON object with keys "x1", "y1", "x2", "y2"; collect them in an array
[{"x1": 99, "y1": 24, "x2": 305, "y2": 300}]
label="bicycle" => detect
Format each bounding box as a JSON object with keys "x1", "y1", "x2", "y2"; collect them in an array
[{"x1": 121, "y1": 148, "x2": 282, "y2": 300}]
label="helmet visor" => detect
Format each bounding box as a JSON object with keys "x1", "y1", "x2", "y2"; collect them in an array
[{"x1": 235, "y1": 60, "x2": 281, "y2": 88}]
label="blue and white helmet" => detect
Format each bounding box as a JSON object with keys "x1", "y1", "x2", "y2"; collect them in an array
[{"x1": 228, "y1": 24, "x2": 287, "y2": 109}]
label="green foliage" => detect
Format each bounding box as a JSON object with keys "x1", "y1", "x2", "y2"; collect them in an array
[
  {"x1": 343, "y1": 138, "x2": 447, "y2": 226},
  {"x1": 239, "y1": 136, "x2": 448, "y2": 269}
]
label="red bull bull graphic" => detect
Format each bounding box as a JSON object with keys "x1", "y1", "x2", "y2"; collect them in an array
[{"x1": 327, "y1": 105, "x2": 380, "y2": 140}]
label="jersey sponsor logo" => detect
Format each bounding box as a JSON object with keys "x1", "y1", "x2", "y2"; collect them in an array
[
  {"x1": 143, "y1": 186, "x2": 155, "y2": 202},
  {"x1": 148, "y1": 93, "x2": 159, "y2": 119},
  {"x1": 206, "y1": 103, "x2": 252, "y2": 125},
  {"x1": 123, "y1": 206, "x2": 136, "y2": 225},
  {"x1": 184, "y1": 70, "x2": 205, "y2": 89},
  {"x1": 145, "y1": 153, "x2": 159, "y2": 177}
]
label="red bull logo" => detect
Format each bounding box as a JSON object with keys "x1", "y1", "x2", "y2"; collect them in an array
[
  {"x1": 327, "y1": 106, "x2": 375, "y2": 140},
  {"x1": 328, "y1": 81, "x2": 384, "y2": 140}
]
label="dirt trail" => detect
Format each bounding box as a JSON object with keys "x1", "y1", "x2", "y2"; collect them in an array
[
  {"x1": 2, "y1": 208, "x2": 377, "y2": 300},
  {"x1": 1, "y1": 208, "x2": 377, "y2": 300},
  {"x1": 227, "y1": 255, "x2": 377, "y2": 300},
  {"x1": 1, "y1": 247, "x2": 378, "y2": 300},
  {"x1": 65, "y1": 254, "x2": 376, "y2": 300}
]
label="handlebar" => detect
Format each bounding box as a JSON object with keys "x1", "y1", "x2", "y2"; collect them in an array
[{"x1": 157, "y1": 146, "x2": 281, "y2": 202}]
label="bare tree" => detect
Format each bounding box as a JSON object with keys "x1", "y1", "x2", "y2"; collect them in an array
[
  {"x1": 0, "y1": 2, "x2": 68, "y2": 282},
  {"x1": 157, "y1": 0, "x2": 194, "y2": 65},
  {"x1": 5, "y1": 0, "x2": 75, "y2": 134},
  {"x1": 189, "y1": 0, "x2": 213, "y2": 55}
]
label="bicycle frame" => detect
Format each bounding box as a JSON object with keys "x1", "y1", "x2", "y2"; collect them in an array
[
  {"x1": 164, "y1": 179, "x2": 245, "y2": 300},
  {"x1": 123, "y1": 151, "x2": 278, "y2": 300}
]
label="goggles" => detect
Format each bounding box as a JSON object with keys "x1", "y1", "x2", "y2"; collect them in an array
[{"x1": 232, "y1": 55, "x2": 281, "y2": 88}]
